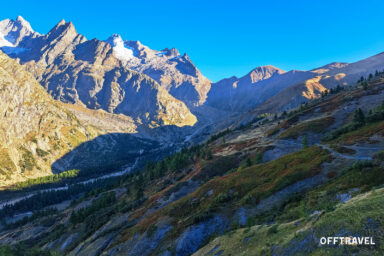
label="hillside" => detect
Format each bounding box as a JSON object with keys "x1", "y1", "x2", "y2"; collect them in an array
[
  {"x1": 0, "y1": 51, "x2": 100, "y2": 186},
  {"x1": 0, "y1": 51, "x2": 174, "y2": 188},
  {"x1": 0, "y1": 69, "x2": 383, "y2": 255}
]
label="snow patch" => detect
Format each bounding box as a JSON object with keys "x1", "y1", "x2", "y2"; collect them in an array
[
  {"x1": 0, "y1": 35, "x2": 13, "y2": 47},
  {"x1": 105, "y1": 34, "x2": 136, "y2": 61}
]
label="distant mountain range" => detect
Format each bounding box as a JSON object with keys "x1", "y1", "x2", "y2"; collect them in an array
[
  {"x1": 2, "y1": 16, "x2": 384, "y2": 186},
  {"x1": 2, "y1": 16, "x2": 384, "y2": 128}
]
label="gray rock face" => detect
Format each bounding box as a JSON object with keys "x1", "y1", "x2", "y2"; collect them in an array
[
  {"x1": 0, "y1": 51, "x2": 97, "y2": 185},
  {"x1": 0, "y1": 16, "x2": 39, "y2": 50},
  {"x1": 176, "y1": 215, "x2": 228, "y2": 256},
  {"x1": 0, "y1": 17, "x2": 209, "y2": 125},
  {"x1": 128, "y1": 225, "x2": 172, "y2": 256},
  {"x1": 0, "y1": 17, "x2": 196, "y2": 127}
]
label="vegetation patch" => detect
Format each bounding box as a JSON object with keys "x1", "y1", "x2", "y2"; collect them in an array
[
  {"x1": 329, "y1": 144, "x2": 356, "y2": 154},
  {"x1": 18, "y1": 146, "x2": 36, "y2": 173},
  {"x1": 9, "y1": 169, "x2": 79, "y2": 191},
  {"x1": 60, "y1": 126, "x2": 87, "y2": 149},
  {"x1": 0, "y1": 148, "x2": 16, "y2": 177},
  {"x1": 193, "y1": 154, "x2": 239, "y2": 181},
  {"x1": 165, "y1": 146, "x2": 331, "y2": 228},
  {"x1": 279, "y1": 116, "x2": 334, "y2": 139},
  {"x1": 327, "y1": 121, "x2": 384, "y2": 144},
  {"x1": 324, "y1": 102, "x2": 384, "y2": 143}
]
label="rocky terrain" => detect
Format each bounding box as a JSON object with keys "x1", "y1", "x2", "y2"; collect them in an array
[
  {"x1": 1, "y1": 15, "x2": 384, "y2": 256},
  {"x1": 0, "y1": 65, "x2": 383, "y2": 255},
  {"x1": 0, "y1": 17, "x2": 203, "y2": 127},
  {"x1": 0, "y1": 51, "x2": 99, "y2": 185},
  {"x1": 0, "y1": 51, "x2": 175, "y2": 187},
  {"x1": 3, "y1": 16, "x2": 384, "y2": 134}
]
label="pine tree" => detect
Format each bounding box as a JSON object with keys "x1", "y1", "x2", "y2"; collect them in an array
[
  {"x1": 246, "y1": 157, "x2": 252, "y2": 167},
  {"x1": 136, "y1": 187, "x2": 144, "y2": 200},
  {"x1": 206, "y1": 148, "x2": 213, "y2": 160},
  {"x1": 353, "y1": 108, "x2": 365, "y2": 125},
  {"x1": 302, "y1": 135, "x2": 308, "y2": 148}
]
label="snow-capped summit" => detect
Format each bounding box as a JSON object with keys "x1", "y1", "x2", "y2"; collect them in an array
[
  {"x1": 0, "y1": 16, "x2": 40, "y2": 55},
  {"x1": 105, "y1": 34, "x2": 136, "y2": 61},
  {"x1": 0, "y1": 15, "x2": 38, "y2": 47},
  {"x1": 15, "y1": 16, "x2": 34, "y2": 33}
]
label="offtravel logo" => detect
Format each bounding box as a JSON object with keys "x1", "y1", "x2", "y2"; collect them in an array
[{"x1": 320, "y1": 236, "x2": 375, "y2": 246}]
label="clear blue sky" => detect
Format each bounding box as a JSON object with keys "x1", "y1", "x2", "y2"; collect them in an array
[{"x1": 2, "y1": 0, "x2": 384, "y2": 82}]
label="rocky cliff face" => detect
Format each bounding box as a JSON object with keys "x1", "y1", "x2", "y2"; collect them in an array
[
  {"x1": 0, "y1": 51, "x2": 169, "y2": 186},
  {"x1": 0, "y1": 51, "x2": 98, "y2": 185},
  {"x1": 0, "y1": 16, "x2": 39, "y2": 52},
  {"x1": 0, "y1": 17, "x2": 206, "y2": 127},
  {"x1": 106, "y1": 34, "x2": 212, "y2": 107}
]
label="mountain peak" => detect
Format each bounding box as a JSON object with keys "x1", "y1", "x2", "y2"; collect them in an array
[
  {"x1": 57, "y1": 19, "x2": 66, "y2": 26},
  {"x1": 15, "y1": 16, "x2": 37, "y2": 36},
  {"x1": 105, "y1": 34, "x2": 123, "y2": 46},
  {"x1": 247, "y1": 65, "x2": 285, "y2": 83},
  {"x1": 105, "y1": 34, "x2": 136, "y2": 61},
  {"x1": 0, "y1": 16, "x2": 38, "y2": 47},
  {"x1": 250, "y1": 65, "x2": 285, "y2": 73},
  {"x1": 47, "y1": 19, "x2": 77, "y2": 41},
  {"x1": 52, "y1": 19, "x2": 75, "y2": 31},
  {"x1": 162, "y1": 47, "x2": 180, "y2": 57}
]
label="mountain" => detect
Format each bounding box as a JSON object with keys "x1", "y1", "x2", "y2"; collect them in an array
[
  {"x1": 2, "y1": 14, "x2": 384, "y2": 256},
  {"x1": 243, "y1": 52, "x2": 384, "y2": 118},
  {"x1": 0, "y1": 51, "x2": 97, "y2": 186},
  {"x1": 207, "y1": 51, "x2": 384, "y2": 121},
  {"x1": 0, "y1": 18, "x2": 197, "y2": 127},
  {"x1": 105, "y1": 34, "x2": 211, "y2": 107},
  {"x1": 5, "y1": 16, "x2": 384, "y2": 133},
  {"x1": 206, "y1": 66, "x2": 314, "y2": 112},
  {"x1": 1, "y1": 68, "x2": 383, "y2": 255},
  {"x1": 0, "y1": 51, "x2": 180, "y2": 187},
  {"x1": 0, "y1": 17, "x2": 210, "y2": 128},
  {"x1": 0, "y1": 16, "x2": 39, "y2": 54}
]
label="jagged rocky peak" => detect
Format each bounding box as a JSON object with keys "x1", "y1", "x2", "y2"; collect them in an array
[
  {"x1": 15, "y1": 15, "x2": 34, "y2": 32},
  {"x1": 162, "y1": 47, "x2": 180, "y2": 57},
  {"x1": 247, "y1": 65, "x2": 286, "y2": 83},
  {"x1": 0, "y1": 15, "x2": 38, "y2": 47},
  {"x1": 46, "y1": 19, "x2": 78, "y2": 41}
]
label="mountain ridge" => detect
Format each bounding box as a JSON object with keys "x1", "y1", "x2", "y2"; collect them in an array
[{"x1": 0, "y1": 17, "x2": 197, "y2": 128}]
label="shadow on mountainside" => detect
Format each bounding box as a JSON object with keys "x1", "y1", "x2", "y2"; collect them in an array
[
  {"x1": 50, "y1": 117, "x2": 227, "y2": 177},
  {"x1": 50, "y1": 132, "x2": 166, "y2": 176}
]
